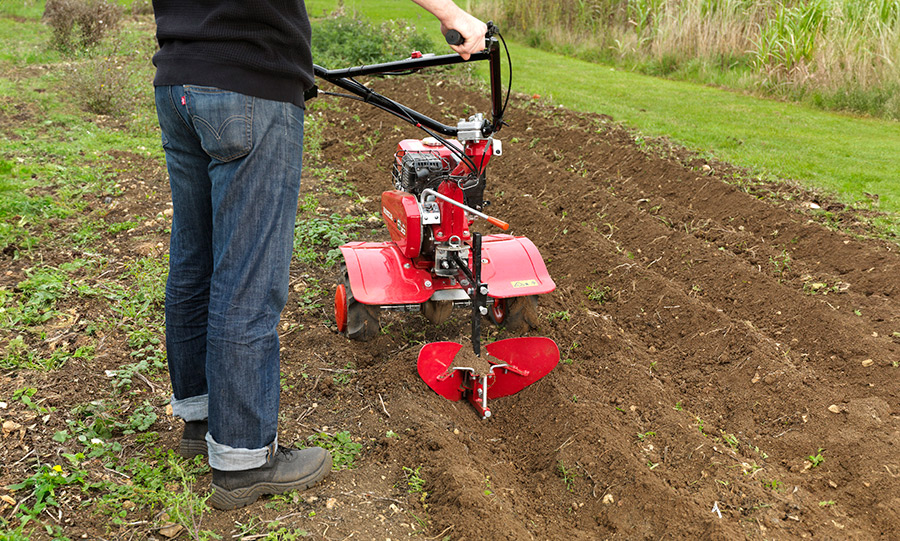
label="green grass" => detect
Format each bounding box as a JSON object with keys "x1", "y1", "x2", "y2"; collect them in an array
[
  {"x1": 472, "y1": 41, "x2": 900, "y2": 219},
  {"x1": 307, "y1": 0, "x2": 434, "y2": 23},
  {"x1": 309, "y1": 1, "x2": 900, "y2": 234}
]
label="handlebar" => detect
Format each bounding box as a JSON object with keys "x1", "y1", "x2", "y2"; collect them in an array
[
  {"x1": 313, "y1": 24, "x2": 504, "y2": 138},
  {"x1": 444, "y1": 29, "x2": 464, "y2": 46}
]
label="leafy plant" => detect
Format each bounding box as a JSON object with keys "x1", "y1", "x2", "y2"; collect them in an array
[
  {"x1": 808, "y1": 448, "x2": 825, "y2": 468},
  {"x1": 556, "y1": 461, "x2": 581, "y2": 492},
  {"x1": 403, "y1": 466, "x2": 427, "y2": 495},
  {"x1": 7, "y1": 464, "x2": 89, "y2": 530},
  {"x1": 311, "y1": 12, "x2": 434, "y2": 67},
  {"x1": 293, "y1": 214, "x2": 366, "y2": 266},
  {"x1": 303, "y1": 431, "x2": 362, "y2": 469},
  {"x1": 586, "y1": 283, "x2": 613, "y2": 304},
  {"x1": 770, "y1": 249, "x2": 792, "y2": 276}
]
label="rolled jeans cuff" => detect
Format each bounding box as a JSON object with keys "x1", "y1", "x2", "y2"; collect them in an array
[
  {"x1": 171, "y1": 394, "x2": 208, "y2": 422},
  {"x1": 207, "y1": 432, "x2": 278, "y2": 471}
]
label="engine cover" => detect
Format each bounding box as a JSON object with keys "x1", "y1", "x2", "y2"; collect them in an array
[{"x1": 381, "y1": 190, "x2": 422, "y2": 259}]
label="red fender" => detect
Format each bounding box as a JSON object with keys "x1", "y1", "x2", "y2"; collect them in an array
[{"x1": 340, "y1": 234, "x2": 555, "y2": 305}]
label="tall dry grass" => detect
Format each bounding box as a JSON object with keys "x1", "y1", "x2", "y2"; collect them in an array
[{"x1": 471, "y1": 0, "x2": 900, "y2": 118}]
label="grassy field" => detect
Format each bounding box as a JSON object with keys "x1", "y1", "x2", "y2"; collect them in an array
[{"x1": 309, "y1": 0, "x2": 900, "y2": 234}]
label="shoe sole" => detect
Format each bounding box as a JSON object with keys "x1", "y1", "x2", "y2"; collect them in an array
[
  {"x1": 208, "y1": 453, "x2": 332, "y2": 510},
  {"x1": 179, "y1": 439, "x2": 209, "y2": 460}
]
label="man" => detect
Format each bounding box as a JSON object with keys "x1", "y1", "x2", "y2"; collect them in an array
[{"x1": 152, "y1": 0, "x2": 487, "y2": 510}]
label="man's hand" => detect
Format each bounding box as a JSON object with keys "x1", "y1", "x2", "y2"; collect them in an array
[{"x1": 411, "y1": 0, "x2": 488, "y2": 60}]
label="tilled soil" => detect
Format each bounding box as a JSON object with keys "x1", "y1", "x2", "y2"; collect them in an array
[{"x1": 2, "y1": 74, "x2": 898, "y2": 540}]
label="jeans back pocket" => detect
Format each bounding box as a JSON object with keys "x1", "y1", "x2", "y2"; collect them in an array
[{"x1": 184, "y1": 86, "x2": 253, "y2": 163}]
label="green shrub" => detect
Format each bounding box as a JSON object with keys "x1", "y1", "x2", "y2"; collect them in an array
[
  {"x1": 312, "y1": 11, "x2": 435, "y2": 67},
  {"x1": 43, "y1": 0, "x2": 123, "y2": 53}
]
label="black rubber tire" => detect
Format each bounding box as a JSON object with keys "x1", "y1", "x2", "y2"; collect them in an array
[
  {"x1": 422, "y1": 299, "x2": 453, "y2": 324},
  {"x1": 339, "y1": 266, "x2": 380, "y2": 342},
  {"x1": 488, "y1": 295, "x2": 540, "y2": 332}
]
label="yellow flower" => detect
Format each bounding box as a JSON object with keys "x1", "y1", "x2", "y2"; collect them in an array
[{"x1": 52, "y1": 465, "x2": 63, "y2": 473}]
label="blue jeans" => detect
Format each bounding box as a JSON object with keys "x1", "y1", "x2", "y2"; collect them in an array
[{"x1": 155, "y1": 85, "x2": 304, "y2": 471}]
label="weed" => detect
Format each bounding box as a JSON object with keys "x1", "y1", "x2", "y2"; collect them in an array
[
  {"x1": 586, "y1": 283, "x2": 613, "y2": 304},
  {"x1": 333, "y1": 362, "x2": 355, "y2": 385},
  {"x1": 819, "y1": 500, "x2": 836, "y2": 507},
  {"x1": 561, "y1": 341, "x2": 580, "y2": 364},
  {"x1": 7, "y1": 464, "x2": 89, "y2": 531},
  {"x1": 235, "y1": 517, "x2": 310, "y2": 539},
  {"x1": 721, "y1": 431, "x2": 739, "y2": 451},
  {"x1": 763, "y1": 479, "x2": 781, "y2": 491},
  {"x1": 637, "y1": 431, "x2": 656, "y2": 441},
  {"x1": 483, "y1": 476, "x2": 493, "y2": 496},
  {"x1": 294, "y1": 214, "x2": 365, "y2": 266},
  {"x1": 403, "y1": 466, "x2": 427, "y2": 495},
  {"x1": 770, "y1": 249, "x2": 792, "y2": 276},
  {"x1": 548, "y1": 310, "x2": 570, "y2": 322},
  {"x1": 12, "y1": 387, "x2": 53, "y2": 414},
  {"x1": 303, "y1": 431, "x2": 361, "y2": 469},
  {"x1": 808, "y1": 448, "x2": 825, "y2": 468},
  {"x1": 296, "y1": 276, "x2": 325, "y2": 313},
  {"x1": 556, "y1": 461, "x2": 581, "y2": 492},
  {"x1": 111, "y1": 356, "x2": 166, "y2": 392},
  {"x1": 674, "y1": 402, "x2": 683, "y2": 411}
]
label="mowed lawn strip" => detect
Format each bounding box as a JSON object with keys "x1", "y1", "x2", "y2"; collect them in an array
[{"x1": 308, "y1": 0, "x2": 900, "y2": 219}]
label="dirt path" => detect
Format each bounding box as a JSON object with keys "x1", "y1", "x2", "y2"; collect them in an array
[{"x1": 2, "y1": 74, "x2": 898, "y2": 540}]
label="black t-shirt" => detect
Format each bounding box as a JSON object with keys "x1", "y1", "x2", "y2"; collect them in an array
[{"x1": 152, "y1": 0, "x2": 313, "y2": 107}]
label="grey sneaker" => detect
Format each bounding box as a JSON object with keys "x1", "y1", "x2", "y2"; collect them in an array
[
  {"x1": 179, "y1": 420, "x2": 208, "y2": 459},
  {"x1": 209, "y1": 446, "x2": 332, "y2": 510}
]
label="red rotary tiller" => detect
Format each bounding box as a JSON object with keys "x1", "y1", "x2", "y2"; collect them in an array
[{"x1": 312, "y1": 25, "x2": 558, "y2": 418}]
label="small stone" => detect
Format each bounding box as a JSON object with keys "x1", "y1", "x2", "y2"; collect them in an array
[
  {"x1": 159, "y1": 523, "x2": 183, "y2": 538},
  {"x1": 326, "y1": 497, "x2": 337, "y2": 509},
  {"x1": 2, "y1": 420, "x2": 22, "y2": 436},
  {"x1": 827, "y1": 405, "x2": 842, "y2": 414},
  {"x1": 861, "y1": 359, "x2": 874, "y2": 367},
  {"x1": 602, "y1": 494, "x2": 615, "y2": 505},
  {"x1": 828, "y1": 480, "x2": 838, "y2": 488}
]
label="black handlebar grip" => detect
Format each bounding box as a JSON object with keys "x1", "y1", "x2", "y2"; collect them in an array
[{"x1": 445, "y1": 29, "x2": 464, "y2": 46}]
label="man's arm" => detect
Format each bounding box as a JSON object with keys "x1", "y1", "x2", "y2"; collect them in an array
[{"x1": 411, "y1": 0, "x2": 488, "y2": 60}]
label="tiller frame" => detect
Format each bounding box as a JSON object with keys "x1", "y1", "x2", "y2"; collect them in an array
[{"x1": 313, "y1": 25, "x2": 559, "y2": 418}]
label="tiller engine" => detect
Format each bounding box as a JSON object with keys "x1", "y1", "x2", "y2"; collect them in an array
[{"x1": 313, "y1": 25, "x2": 558, "y2": 418}]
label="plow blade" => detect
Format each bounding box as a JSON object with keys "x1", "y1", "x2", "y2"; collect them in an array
[
  {"x1": 417, "y1": 337, "x2": 559, "y2": 403},
  {"x1": 483, "y1": 337, "x2": 559, "y2": 398}
]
